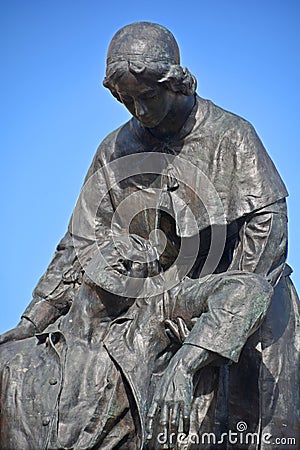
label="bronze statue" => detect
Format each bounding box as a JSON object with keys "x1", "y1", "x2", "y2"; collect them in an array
[{"x1": 0, "y1": 22, "x2": 299, "y2": 450}]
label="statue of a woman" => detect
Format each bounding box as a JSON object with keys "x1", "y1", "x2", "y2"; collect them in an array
[{"x1": 0, "y1": 22, "x2": 299, "y2": 450}]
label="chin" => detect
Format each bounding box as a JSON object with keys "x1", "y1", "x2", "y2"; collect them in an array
[
  {"x1": 135, "y1": 115, "x2": 162, "y2": 128},
  {"x1": 140, "y1": 119, "x2": 161, "y2": 128}
]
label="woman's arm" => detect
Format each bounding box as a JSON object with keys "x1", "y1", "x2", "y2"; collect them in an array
[{"x1": 146, "y1": 199, "x2": 288, "y2": 444}]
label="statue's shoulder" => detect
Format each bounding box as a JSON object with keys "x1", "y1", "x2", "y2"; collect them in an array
[
  {"x1": 100, "y1": 120, "x2": 133, "y2": 150},
  {"x1": 200, "y1": 96, "x2": 254, "y2": 136},
  {"x1": 194, "y1": 96, "x2": 266, "y2": 158},
  {"x1": 93, "y1": 120, "x2": 137, "y2": 164}
]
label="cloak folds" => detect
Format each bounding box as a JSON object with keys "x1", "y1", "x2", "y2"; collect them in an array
[
  {"x1": 0, "y1": 96, "x2": 299, "y2": 450},
  {"x1": 71, "y1": 96, "x2": 288, "y2": 241}
]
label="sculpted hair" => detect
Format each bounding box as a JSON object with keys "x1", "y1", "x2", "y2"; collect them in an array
[
  {"x1": 103, "y1": 61, "x2": 197, "y2": 102},
  {"x1": 158, "y1": 65, "x2": 197, "y2": 96}
]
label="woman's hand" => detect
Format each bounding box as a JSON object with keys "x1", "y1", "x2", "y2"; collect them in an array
[
  {"x1": 164, "y1": 317, "x2": 191, "y2": 344},
  {"x1": 146, "y1": 350, "x2": 194, "y2": 448},
  {"x1": 146, "y1": 340, "x2": 216, "y2": 448}
]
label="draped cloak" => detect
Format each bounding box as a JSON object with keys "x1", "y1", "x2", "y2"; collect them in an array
[{"x1": 1, "y1": 96, "x2": 299, "y2": 450}]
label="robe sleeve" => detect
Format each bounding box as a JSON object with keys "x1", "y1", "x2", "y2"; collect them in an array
[
  {"x1": 21, "y1": 138, "x2": 116, "y2": 332},
  {"x1": 21, "y1": 232, "x2": 92, "y2": 331},
  {"x1": 229, "y1": 198, "x2": 288, "y2": 284}
]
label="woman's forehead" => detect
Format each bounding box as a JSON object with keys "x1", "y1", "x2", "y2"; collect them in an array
[{"x1": 114, "y1": 71, "x2": 158, "y2": 95}]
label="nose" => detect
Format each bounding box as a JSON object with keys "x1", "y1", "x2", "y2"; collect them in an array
[{"x1": 134, "y1": 99, "x2": 147, "y2": 117}]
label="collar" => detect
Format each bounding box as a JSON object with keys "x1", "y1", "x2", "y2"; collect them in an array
[{"x1": 129, "y1": 95, "x2": 209, "y2": 151}]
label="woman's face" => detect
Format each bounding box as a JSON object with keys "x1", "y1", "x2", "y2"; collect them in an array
[{"x1": 113, "y1": 71, "x2": 177, "y2": 128}]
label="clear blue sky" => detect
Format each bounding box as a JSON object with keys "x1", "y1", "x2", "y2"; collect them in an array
[{"x1": 1, "y1": 0, "x2": 299, "y2": 333}]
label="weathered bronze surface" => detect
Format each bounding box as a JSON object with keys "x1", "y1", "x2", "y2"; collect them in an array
[{"x1": 0, "y1": 22, "x2": 299, "y2": 450}]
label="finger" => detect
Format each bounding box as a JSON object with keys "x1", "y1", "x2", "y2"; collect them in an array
[
  {"x1": 164, "y1": 320, "x2": 180, "y2": 341},
  {"x1": 182, "y1": 402, "x2": 191, "y2": 436},
  {"x1": 160, "y1": 403, "x2": 170, "y2": 447},
  {"x1": 177, "y1": 317, "x2": 190, "y2": 340},
  {"x1": 169, "y1": 403, "x2": 180, "y2": 448},
  {"x1": 160, "y1": 402, "x2": 169, "y2": 427},
  {"x1": 146, "y1": 400, "x2": 159, "y2": 440},
  {"x1": 165, "y1": 328, "x2": 173, "y2": 340}
]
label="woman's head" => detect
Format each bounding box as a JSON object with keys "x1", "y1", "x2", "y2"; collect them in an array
[{"x1": 103, "y1": 22, "x2": 197, "y2": 102}]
